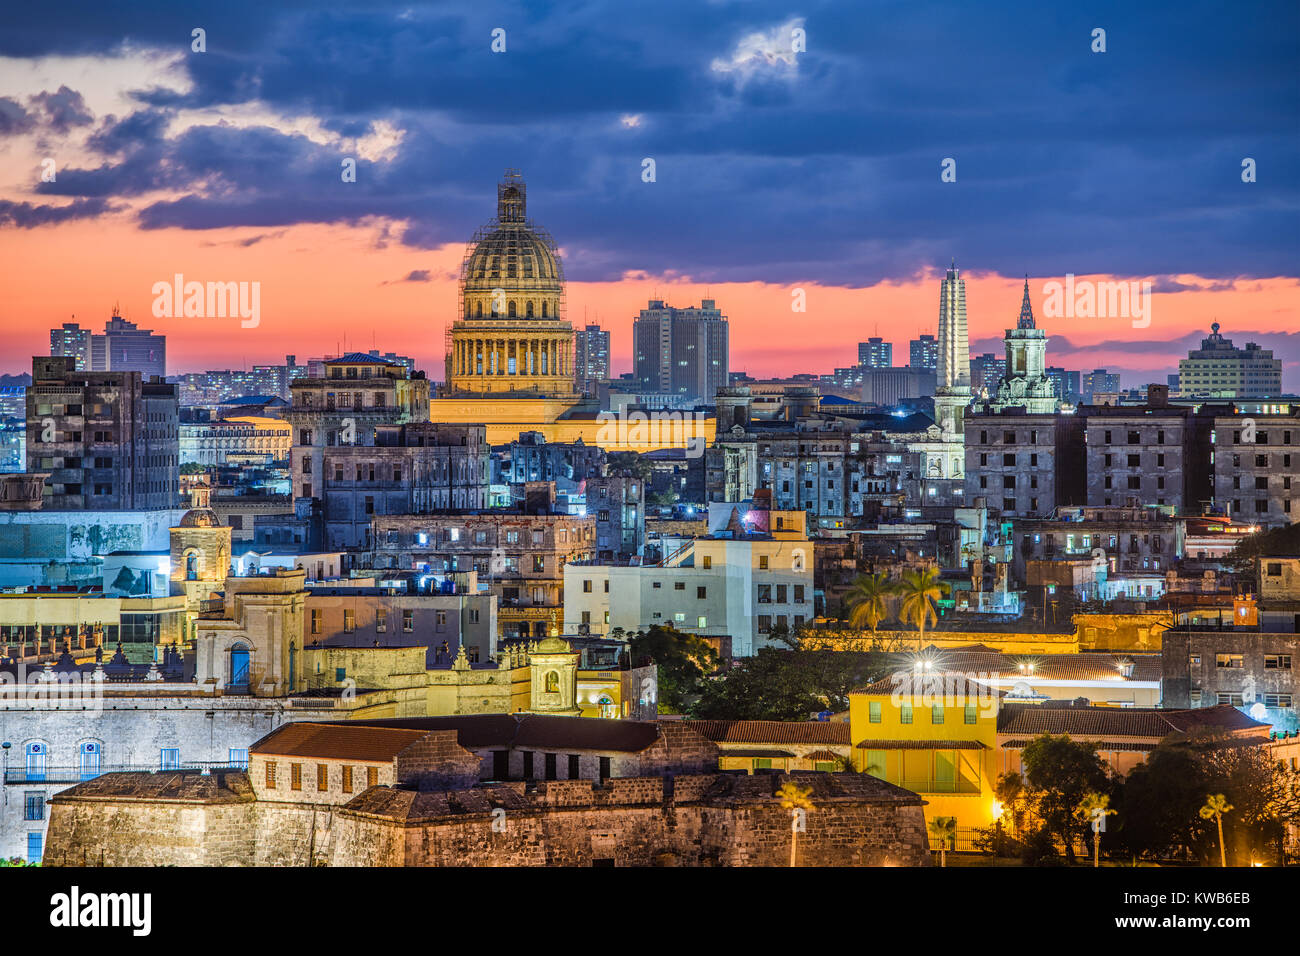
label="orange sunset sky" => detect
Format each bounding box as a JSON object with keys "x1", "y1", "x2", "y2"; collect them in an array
[{"x1": 3, "y1": 215, "x2": 1298, "y2": 387}]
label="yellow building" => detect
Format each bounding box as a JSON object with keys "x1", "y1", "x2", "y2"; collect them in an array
[
  {"x1": 431, "y1": 170, "x2": 711, "y2": 452},
  {"x1": 849, "y1": 670, "x2": 1001, "y2": 834}
]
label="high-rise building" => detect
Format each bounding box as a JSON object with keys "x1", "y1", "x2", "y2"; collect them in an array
[
  {"x1": 971, "y1": 354, "x2": 1007, "y2": 398},
  {"x1": 574, "y1": 324, "x2": 611, "y2": 394},
  {"x1": 936, "y1": 262, "x2": 970, "y2": 391},
  {"x1": 858, "y1": 337, "x2": 892, "y2": 369},
  {"x1": 909, "y1": 334, "x2": 938, "y2": 370},
  {"x1": 1177, "y1": 322, "x2": 1283, "y2": 398},
  {"x1": 933, "y1": 261, "x2": 972, "y2": 437},
  {"x1": 90, "y1": 313, "x2": 167, "y2": 379},
  {"x1": 1046, "y1": 367, "x2": 1081, "y2": 404},
  {"x1": 50, "y1": 322, "x2": 91, "y2": 370},
  {"x1": 1082, "y1": 369, "x2": 1122, "y2": 403},
  {"x1": 633, "y1": 299, "x2": 729, "y2": 403},
  {"x1": 989, "y1": 279, "x2": 1055, "y2": 414},
  {"x1": 25, "y1": 356, "x2": 179, "y2": 510}
]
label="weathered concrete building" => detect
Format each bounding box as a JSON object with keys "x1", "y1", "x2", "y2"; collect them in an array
[
  {"x1": 1212, "y1": 413, "x2": 1300, "y2": 527},
  {"x1": 45, "y1": 716, "x2": 931, "y2": 867},
  {"x1": 964, "y1": 411, "x2": 1085, "y2": 517},
  {"x1": 1162, "y1": 625, "x2": 1299, "y2": 733}
]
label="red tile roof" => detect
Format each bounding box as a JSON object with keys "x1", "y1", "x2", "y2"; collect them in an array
[
  {"x1": 996, "y1": 703, "x2": 1267, "y2": 740},
  {"x1": 684, "y1": 720, "x2": 851, "y2": 745},
  {"x1": 854, "y1": 740, "x2": 988, "y2": 750},
  {"x1": 250, "y1": 723, "x2": 431, "y2": 762}
]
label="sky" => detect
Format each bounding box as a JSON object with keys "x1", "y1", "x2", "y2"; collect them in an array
[{"x1": 0, "y1": 0, "x2": 1297, "y2": 388}]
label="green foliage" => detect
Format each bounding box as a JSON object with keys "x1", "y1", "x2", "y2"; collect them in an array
[
  {"x1": 0, "y1": 857, "x2": 40, "y2": 867},
  {"x1": 896, "y1": 567, "x2": 950, "y2": 642},
  {"x1": 845, "y1": 572, "x2": 895, "y2": 633},
  {"x1": 691, "y1": 648, "x2": 887, "y2": 721},
  {"x1": 1019, "y1": 735, "x2": 1112, "y2": 862},
  {"x1": 606, "y1": 452, "x2": 653, "y2": 482},
  {"x1": 1111, "y1": 729, "x2": 1300, "y2": 865},
  {"x1": 1228, "y1": 522, "x2": 1300, "y2": 571},
  {"x1": 628, "y1": 625, "x2": 718, "y2": 713}
]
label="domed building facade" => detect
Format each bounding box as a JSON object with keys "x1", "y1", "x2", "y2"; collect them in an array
[{"x1": 444, "y1": 171, "x2": 576, "y2": 396}]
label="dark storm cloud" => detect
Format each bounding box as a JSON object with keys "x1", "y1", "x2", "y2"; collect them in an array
[
  {"x1": 0, "y1": 97, "x2": 35, "y2": 135},
  {"x1": 0, "y1": 197, "x2": 114, "y2": 227},
  {"x1": 6, "y1": 0, "x2": 1299, "y2": 291},
  {"x1": 29, "y1": 86, "x2": 94, "y2": 133}
]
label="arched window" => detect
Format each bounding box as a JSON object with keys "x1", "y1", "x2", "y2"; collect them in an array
[
  {"x1": 541, "y1": 301, "x2": 548, "y2": 317},
  {"x1": 508, "y1": 301, "x2": 517, "y2": 317},
  {"x1": 545, "y1": 671, "x2": 559, "y2": 694},
  {"x1": 475, "y1": 302, "x2": 483, "y2": 317},
  {"x1": 597, "y1": 695, "x2": 616, "y2": 719},
  {"x1": 185, "y1": 552, "x2": 198, "y2": 581},
  {"x1": 525, "y1": 301, "x2": 534, "y2": 318},
  {"x1": 230, "y1": 643, "x2": 251, "y2": 690}
]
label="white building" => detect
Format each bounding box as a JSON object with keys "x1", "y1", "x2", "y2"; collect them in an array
[{"x1": 563, "y1": 506, "x2": 814, "y2": 657}]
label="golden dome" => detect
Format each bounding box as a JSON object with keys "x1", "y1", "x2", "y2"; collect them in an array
[{"x1": 459, "y1": 170, "x2": 565, "y2": 320}]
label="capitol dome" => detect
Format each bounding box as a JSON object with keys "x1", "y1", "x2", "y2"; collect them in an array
[
  {"x1": 444, "y1": 171, "x2": 577, "y2": 397},
  {"x1": 459, "y1": 170, "x2": 565, "y2": 321}
]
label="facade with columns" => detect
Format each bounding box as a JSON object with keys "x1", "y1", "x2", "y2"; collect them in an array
[{"x1": 444, "y1": 171, "x2": 576, "y2": 398}]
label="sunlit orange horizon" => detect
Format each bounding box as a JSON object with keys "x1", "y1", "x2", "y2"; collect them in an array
[{"x1": 3, "y1": 217, "x2": 1297, "y2": 388}]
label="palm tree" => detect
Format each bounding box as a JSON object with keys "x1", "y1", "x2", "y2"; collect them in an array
[
  {"x1": 845, "y1": 572, "x2": 895, "y2": 634},
  {"x1": 1200, "y1": 794, "x2": 1233, "y2": 867},
  {"x1": 897, "y1": 567, "x2": 950, "y2": 649},
  {"x1": 1078, "y1": 792, "x2": 1116, "y2": 867},
  {"x1": 777, "y1": 779, "x2": 815, "y2": 867},
  {"x1": 928, "y1": 816, "x2": 956, "y2": 867}
]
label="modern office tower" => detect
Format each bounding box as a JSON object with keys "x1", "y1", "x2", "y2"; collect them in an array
[
  {"x1": 633, "y1": 298, "x2": 729, "y2": 403},
  {"x1": 909, "y1": 334, "x2": 938, "y2": 370},
  {"x1": 1046, "y1": 367, "x2": 1081, "y2": 404},
  {"x1": 989, "y1": 279, "x2": 1056, "y2": 413},
  {"x1": 90, "y1": 313, "x2": 167, "y2": 378},
  {"x1": 971, "y1": 354, "x2": 1007, "y2": 398},
  {"x1": 574, "y1": 324, "x2": 611, "y2": 394},
  {"x1": 858, "y1": 337, "x2": 892, "y2": 369},
  {"x1": 861, "y1": 367, "x2": 937, "y2": 406},
  {"x1": 1177, "y1": 322, "x2": 1283, "y2": 398},
  {"x1": 444, "y1": 170, "x2": 575, "y2": 397},
  {"x1": 1082, "y1": 369, "x2": 1122, "y2": 403},
  {"x1": 49, "y1": 322, "x2": 91, "y2": 370},
  {"x1": 25, "y1": 356, "x2": 179, "y2": 510},
  {"x1": 933, "y1": 261, "x2": 971, "y2": 436}
]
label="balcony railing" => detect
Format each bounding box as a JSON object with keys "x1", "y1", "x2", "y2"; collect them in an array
[{"x1": 4, "y1": 760, "x2": 247, "y2": 784}]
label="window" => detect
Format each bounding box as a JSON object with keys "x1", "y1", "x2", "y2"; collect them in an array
[
  {"x1": 1217, "y1": 693, "x2": 1245, "y2": 707},
  {"x1": 759, "y1": 555, "x2": 769, "y2": 570},
  {"x1": 702, "y1": 556, "x2": 712, "y2": 570},
  {"x1": 794, "y1": 585, "x2": 805, "y2": 602},
  {"x1": 1264, "y1": 694, "x2": 1294, "y2": 708},
  {"x1": 697, "y1": 586, "x2": 707, "y2": 599},
  {"x1": 376, "y1": 608, "x2": 387, "y2": 632},
  {"x1": 27, "y1": 832, "x2": 42, "y2": 864},
  {"x1": 757, "y1": 585, "x2": 772, "y2": 603},
  {"x1": 266, "y1": 761, "x2": 277, "y2": 788},
  {"x1": 367, "y1": 767, "x2": 378, "y2": 788},
  {"x1": 674, "y1": 582, "x2": 685, "y2": 591},
  {"x1": 931, "y1": 705, "x2": 944, "y2": 724},
  {"x1": 24, "y1": 792, "x2": 43, "y2": 821},
  {"x1": 1215, "y1": 654, "x2": 1244, "y2": 669},
  {"x1": 342, "y1": 766, "x2": 353, "y2": 793},
  {"x1": 291, "y1": 763, "x2": 303, "y2": 791},
  {"x1": 317, "y1": 764, "x2": 328, "y2": 790},
  {"x1": 964, "y1": 704, "x2": 977, "y2": 725},
  {"x1": 343, "y1": 609, "x2": 355, "y2": 633},
  {"x1": 900, "y1": 703, "x2": 913, "y2": 724},
  {"x1": 1264, "y1": 654, "x2": 1292, "y2": 670},
  {"x1": 869, "y1": 701, "x2": 881, "y2": 723},
  {"x1": 583, "y1": 580, "x2": 592, "y2": 593},
  {"x1": 310, "y1": 609, "x2": 322, "y2": 634},
  {"x1": 161, "y1": 748, "x2": 180, "y2": 771},
  {"x1": 403, "y1": 610, "x2": 414, "y2": 632},
  {"x1": 752, "y1": 758, "x2": 772, "y2": 771}
]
